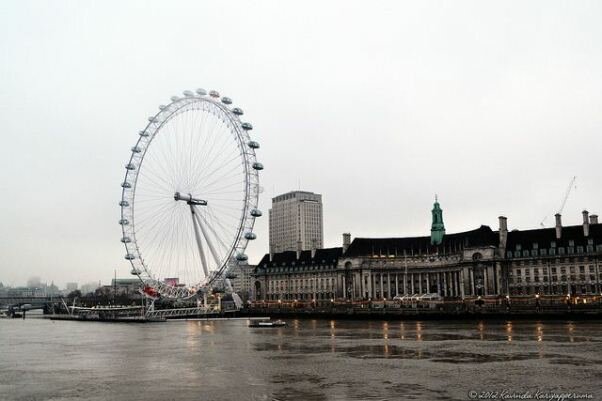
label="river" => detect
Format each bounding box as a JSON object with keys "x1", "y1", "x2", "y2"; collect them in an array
[{"x1": 1, "y1": 317, "x2": 601, "y2": 401}]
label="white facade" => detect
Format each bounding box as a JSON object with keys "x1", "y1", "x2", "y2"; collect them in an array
[{"x1": 269, "y1": 191, "x2": 323, "y2": 253}]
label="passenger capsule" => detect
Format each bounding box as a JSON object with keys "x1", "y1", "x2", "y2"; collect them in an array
[
  {"x1": 250, "y1": 208, "x2": 262, "y2": 217},
  {"x1": 232, "y1": 108, "x2": 244, "y2": 116},
  {"x1": 121, "y1": 237, "x2": 131, "y2": 243},
  {"x1": 196, "y1": 88, "x2": 207, "y2": 96},
  {"x1": 158, "y1": 105, "x2": 166, "y2": 110},
  {"x1": 248, "y1": 141, "x2": 260, "y2": 149},
  {"x1": 221, "y1": 97, "x2": 232, "y2": 105},
  {"x1": 130, "y1": 268, "x2": 141, "y2": 276},
  {"x1": 125, "y1": 254, "x2": 136, "y2": 260},
  {"x1": 170, "y1": 96, "x2": 180, "y2": 102},
  {"x1": 125, "y1": 163, "x2": 136, "y2": 170},
  {"x1": 226, "y1": 273, "x2": 237, "y2": 279},
  {"x1": 148, "y1": 116, "x2": 158, "y2": 123},
  {"x1": 209, "y1": 90, "x2": 220, "y2": 98},
  {"x1": 252, "y1": 162, "x2": 264, "y2": 170},
  {"x1": 244, "y1": 232, "x2": 257, "y2": 240},
  {"x1": 183, "y1": 90, "x2": 194, "y2": 97},
  {"x1": 121, "y1": 182, "x2": 132, "y2": 188},
  {"x1": 119, "y1": 219, "x2": 129, "y2": 225},
  {"x1": 241, "y1": 122, "x2": 253, "y2": 130},
  {"x1": 139, "y1": 130, "x2": 149, "y2": 137},
  {"x1": 131, "y1": 146, "x2": 141, "y2": 153},
  {"x1": 119, "y1": 200, "x2": 129, "y2": 207},
  {"x1": 235, "y1": 253, "x2": 249, "y2": 261}
]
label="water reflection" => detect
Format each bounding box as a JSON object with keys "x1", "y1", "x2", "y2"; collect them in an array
[
  {"x1": 536, "y1": 322, "x2": 543, "y2": 342},
  {"x1": 3, "y1": 319, "x2": 602, "y2": 401}
]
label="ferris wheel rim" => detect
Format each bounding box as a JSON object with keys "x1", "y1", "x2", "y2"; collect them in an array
[{"x1": 119, "y1": 90, "x2": 261, "y2": 299}]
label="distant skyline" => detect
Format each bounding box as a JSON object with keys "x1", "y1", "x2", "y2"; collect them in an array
[{"x1": 1, "y1": 1, "x2": 602, "y2": 287}]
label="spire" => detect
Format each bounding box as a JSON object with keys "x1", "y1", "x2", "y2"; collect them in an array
[{"x1": 431, "y1": 196, "x2": 445, "y2": 245}]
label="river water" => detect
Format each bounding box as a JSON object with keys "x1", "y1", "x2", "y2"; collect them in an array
[{"x1": 0, "y1": 317, "x2": 601, "y2": 401}]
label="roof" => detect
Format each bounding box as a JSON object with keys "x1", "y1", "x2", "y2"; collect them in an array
[
  {"x1": 506, "y1": 223, "x2": 602, "y2": 250},
  {"x1": 344, "y1": 225, "x2": 498, "y2": 257},
  {"x1": 257, "y1": 247, "x2": 343, "y2": 267}
]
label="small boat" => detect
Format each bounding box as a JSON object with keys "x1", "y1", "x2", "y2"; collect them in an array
[{"x1": 249, "y1": 320, "x2": 287, "y2": 328}]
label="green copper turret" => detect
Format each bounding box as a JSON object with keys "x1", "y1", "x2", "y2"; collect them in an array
[{"x1": 431, "y1": 197, "x2": 445, "y2": 245}]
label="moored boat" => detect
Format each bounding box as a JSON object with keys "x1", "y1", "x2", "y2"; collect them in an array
[{"x1": 249, "y1": 320, "x2": 287, "y2": 328}]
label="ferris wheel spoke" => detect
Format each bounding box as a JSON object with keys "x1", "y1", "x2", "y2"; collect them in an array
[
  {"x1": 202, "y1": 180, "x2": 246, "y2": 196},
  {"x1": 138, "y1": 169, "x2": 174, "y2": 194},
  {"x1": 195, "y1": 155, "x2": 244, "y2": 192},
  {"x1": 195, "y1": 135, "x2": 239, "y2": 181}
]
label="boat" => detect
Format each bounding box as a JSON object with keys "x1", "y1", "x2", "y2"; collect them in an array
[{"x1": 249, "y1": 320, "x2": 287, "y2": 328}]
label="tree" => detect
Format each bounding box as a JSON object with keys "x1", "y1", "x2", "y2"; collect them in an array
[{"x1": 67, "y1": 290, "x2": 82, "y2": 299}]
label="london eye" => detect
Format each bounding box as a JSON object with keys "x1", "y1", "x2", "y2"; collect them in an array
[{"x1": 119, "y1": 88, "x2": 262, "y2": 299}]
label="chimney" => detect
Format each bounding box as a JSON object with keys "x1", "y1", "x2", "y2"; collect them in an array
[
  {"x1": 342, "y1": 233, "x2": 351, "y2": 253},
  {"x1": 555, "y1": 214, "x2": 562, "y2": 239},
  {"x1": 296, "y1": 240, "x2": 302, "y2": 259},
  {"x1": 590, "y1": 214, "x2": 599, "y2": 225},
  {"x1": 498, "y1": 216, "x2": 508, "y2": 250},
  {"x1": 583, "y1": 210, "x2": 590, "y2": 237}
]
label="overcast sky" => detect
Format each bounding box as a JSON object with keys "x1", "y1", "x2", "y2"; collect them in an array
[{"x1": 1, "y1": 1, "x2": 601, "y2": 287}]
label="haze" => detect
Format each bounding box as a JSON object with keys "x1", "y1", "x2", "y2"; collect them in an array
[{"x1": 1, "y1": 1, "x2": 601, "y2": 287}]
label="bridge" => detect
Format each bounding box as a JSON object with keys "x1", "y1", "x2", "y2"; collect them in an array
[{"x1": 0, "y1": 296, "x2": 62, "y2": 316}]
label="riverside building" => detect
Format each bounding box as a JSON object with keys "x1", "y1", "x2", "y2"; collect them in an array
[
  {"x1": 268, "y1": 191, "x2": 323, "y2": 253},
  {"x1": 253, "y1": 200, "x2": 602, "y2": 301}
]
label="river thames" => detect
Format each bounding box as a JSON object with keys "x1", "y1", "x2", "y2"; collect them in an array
[{"x1": 1, "y1": 318, "x2": 601, "y2": 401}]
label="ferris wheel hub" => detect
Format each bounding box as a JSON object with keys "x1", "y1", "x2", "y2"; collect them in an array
[{"x1": 174, "y1": 192, "x2": 207, "y2": 206}]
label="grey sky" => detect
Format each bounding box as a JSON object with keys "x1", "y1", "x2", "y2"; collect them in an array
[{"x1": 1, "y1": 1, "x2": 601, "y2": 287}]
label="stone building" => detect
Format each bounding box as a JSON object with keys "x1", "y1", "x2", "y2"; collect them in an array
[
  {"x1": 254, "y1": 248, "x2": 342, "y2": 301},
  {"x1": 253, "y1": 200, "x2": 602, "y2": 301},
  {"x1": 504, "y1": 211, "x2": 602, "y2": 296},
  {"x1": 228, "y1": 261, "x2": 255, "y2": 301}
]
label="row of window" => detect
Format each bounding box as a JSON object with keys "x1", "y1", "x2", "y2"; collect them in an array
[
  {"x1": 268, "y1": 277, "x2": 336, "y2": 292},
  {"x1": 510, "y1": 284, "x2": 598, "y2": 296},
  {"x1": 510, "y1": 275, "x2": 598, "y2": 284},
  {"x1": 507, "y1": 245, "x2": 601, "y2": 258},
  {"x1": 512, "y1": 265, "x2": 597, "y2": 276},
  {"x1": 512, "y1": 256, "x2": 592, "y2": 266}
]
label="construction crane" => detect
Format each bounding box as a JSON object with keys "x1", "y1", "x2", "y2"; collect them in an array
[{"x1": 539, "y1": 176, "x2": 577, "y2": 228}]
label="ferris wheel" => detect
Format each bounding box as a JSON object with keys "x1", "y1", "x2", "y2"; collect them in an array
[{"x1": 119, "y1": 88, "x2": 262, "y2": 299}]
